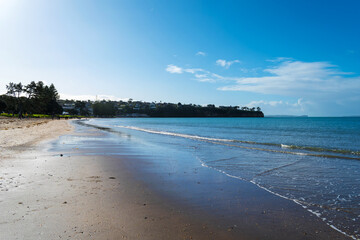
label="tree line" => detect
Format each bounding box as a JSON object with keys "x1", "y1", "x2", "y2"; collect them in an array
[
  {"x1": 0, "y1": 81, "x2": 264, "y2": 118},
  {"x1": 0, "y1": 81, "x2": 62, "y2": 118},
  {"x1": 91, "y1": 101, "x2": 264, "y2": 117}
]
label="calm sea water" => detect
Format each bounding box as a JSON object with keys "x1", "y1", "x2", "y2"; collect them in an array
[{"x1": 86, "y1": 117, "x2": 360, "y2": 239}]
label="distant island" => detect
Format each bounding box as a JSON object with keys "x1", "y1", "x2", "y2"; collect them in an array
[{"x1": 0, "y1": 81, "x2": 264, "y2": 118}]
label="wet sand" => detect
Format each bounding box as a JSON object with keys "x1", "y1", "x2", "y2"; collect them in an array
[{"x1": 0, "y1": 119, "x2": 351, "y2": 239}]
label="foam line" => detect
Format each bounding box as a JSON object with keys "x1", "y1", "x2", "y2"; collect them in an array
[{"x1": 115, "y1": 125, "x2": 360, "y2": 161}]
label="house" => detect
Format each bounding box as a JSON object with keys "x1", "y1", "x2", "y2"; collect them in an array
[{"x1": 150, "y1": 103, "x2": 156, "y2": 109}]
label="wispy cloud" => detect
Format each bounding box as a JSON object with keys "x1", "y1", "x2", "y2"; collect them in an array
[
  {"x1": 165, "y1": 58, "x2": 360, "y2": 115},
  {"x1": 246, "y1": 98, "x2": 311, "y2": 115},
  {"x1": 166, "y1": 64, "x2": 219, "y2": 82},
  {"x1": 166, "y1": 60, "x2": 360, "y2": 97},
  {"x1": 166, "y1": 64, "x2": 183, "y2": 74},
  {"x1": 266, "y1": 57, "x2": 293, "y2": 63},
  {"x1": 216, "y1": 59, "x2": 240, "y2": 69},
  {"x1": 196, "y1": 51, "x2": 206, "y2": 56},
  {"x1": 219, "y1": 60, "x2": 360, "y2": 98}
]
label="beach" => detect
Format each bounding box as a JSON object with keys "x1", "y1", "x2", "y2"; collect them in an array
[
  {"x1": 0, "y1": 118, "x2": 353, "y2": 239},
  {"x1": 0, "y1": 117, "x2": 74, "y2": 159}
]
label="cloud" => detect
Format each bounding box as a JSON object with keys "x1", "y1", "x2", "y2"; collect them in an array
[
  {"x1": 166, "y1": 61, "x2": 360, "y2": 97},
  {"x1": 219, "y1": 60, "x2": 360, "y2": 98},
  {"x1": 195, "y1": 74, "x2": 207, "y2": 78},
  {"x1": 246, "y1": 98, "x2": 311, "y2": 115},
  {"x1": 184, "y1": 68, "x2": 205, "y2": 74},
  {"x1": 166, "y1": 64, "x2": 183, "y2": 74},
  {"x1": 166, "y1": 64, "x2": 219, "y2": 82},
  {"x1": 165, "y1": 59, "x2": 360, "y2": 115},
  {"x1": 266, "y1": 57, "x2": 293, "y2": 63},
  {"x1": 196, "y1": 51, "x2": 206, "y2": 56},
  {"x1": 216, "y1": 59, "x2": 240, "y2": 69},
  {"x1": 191, "y1": 71, "x2": 221, "y2": 83},
  {"x1": 60, "y1": 94, "x2": 128, "y2": 101}
]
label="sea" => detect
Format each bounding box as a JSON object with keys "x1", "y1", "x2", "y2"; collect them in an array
[{"x1": 84, "y1": 117, "x2": 360, "y2": 239}]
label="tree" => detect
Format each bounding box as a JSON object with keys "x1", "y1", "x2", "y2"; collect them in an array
[
  {"x1": 92, "y1": 101, "x2": 116, "y2": 117},
  {"x1": 0, "y1": 99, "x2": 6, "y2": 113},
  {"x1": 0, "y1": 95, "x2": 16, "y2": 114},
  {"x1": 25, "y1": 81, "x2": 37, "y2": 99},
  {"x1": 6, "y1": 82, "x2": 24, "y2": 117},
  {"x1": 3, "y1": 81, "x2": 62, "y2": 116},
  {"x1": 6, "y1": 82, "x2": 16, "y2": 97},
  {"x1": 14, "y1": 83, "x2": 23, "y2": 98},
  {"x1": 43, "y1": 84, "x2": 62, "y2": 115},
  {"x1": 75, "y1": 101, "x2": 89, "y2": 116}
]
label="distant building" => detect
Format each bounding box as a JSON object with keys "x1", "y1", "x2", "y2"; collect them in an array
[
  {"x1": 58, "y1": 101, "x2": 75, "y2": 115},
  {"x1": 133, "y1": 103, "x2": 140, "y2": 110}
]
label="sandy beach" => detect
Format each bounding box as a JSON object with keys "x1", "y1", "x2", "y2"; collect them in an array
[
  {"x1": 0, "y1": 117, "x2": 74, "y2": 159},
  {"x1": 0, "y1": 118, "x2": 350, "y2": 239}
]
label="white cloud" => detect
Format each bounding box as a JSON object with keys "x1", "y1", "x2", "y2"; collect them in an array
[
  {"x1": 219, "y1": 60, "x2": 360, "y2": 97},
  {"x1": 266, "y1": 57, "x2": 293, "y2": 63},
  {"x1": 248, "y1": 98, "x2": 306, "y2": 109},
  {"x1": 165, "y1": 59, "x2": 360, "y2": 115},
  {"x1": 166, "y1": 64, "x2": 183, "y2": 74},
  {"x1": 166, "y1": 61, "x2": 360, "y2": 97},
  {"x1": 246, "y1": 98, "x2": 312, "y2": 115},
  {"x1": 195, "y1": 74, "x2": 207, "y2": 78},
  {"x1": 184, "y1": 68, "x2": 204, "y2": 74},
  {"x1": 196, "y1": 78, "x2": 216, "y2": 83},
  {"x1": 216, "y1": 59, "x2": 240, "y2": 69},
  {"x1": 165, "y1": 64, "x2": 218, "y2": 82},
  {"x1": 196, "y1": 51, "x2": 206, "y2": 56}
]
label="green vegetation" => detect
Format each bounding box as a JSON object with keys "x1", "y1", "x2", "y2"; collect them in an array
[
  {"x1": 0, "y1": 112, "x2": 86, "y2": 119},
  {"x1": 88, "y1": 100, "x2": 264, "y2": 117},
  {"x1": 1, "y1": 81, "x2": 263, "y2": 118},
  {"x1": 92, "y1": 101, "x2": 116, "y2": 117},
  {"x1": 1, "y1": 81, "x2": 62, "y2": 118}
]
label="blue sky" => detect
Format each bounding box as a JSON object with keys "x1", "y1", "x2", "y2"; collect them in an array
[{"x1": 0, "y1": 0, "x2": 359, "y2": 116}]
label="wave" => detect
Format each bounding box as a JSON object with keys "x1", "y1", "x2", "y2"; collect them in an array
[
  {"x1": 115, "y1": 125, "x2": 233, "y2": 142},
  {"x1": 197, "y1": 157, "x2": 358, "y2": 240},
  {"x1": 233, "y1": 140, "x2": 360, "y2": 156},
  {"x1": 115, "y1": 125, "x2": 360, "y2": 161},
  {"x1": 79, "y1": 121, "x2": 359, "y2": 239}
]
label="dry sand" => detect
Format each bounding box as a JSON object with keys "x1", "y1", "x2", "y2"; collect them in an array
[{"x1": 0, "y1": 117, "x2": 74, "y2": 159}]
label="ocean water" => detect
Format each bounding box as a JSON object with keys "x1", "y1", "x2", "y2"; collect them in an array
[{"x1": 85, "y1": 117, "x2": 360, "y2": 239}]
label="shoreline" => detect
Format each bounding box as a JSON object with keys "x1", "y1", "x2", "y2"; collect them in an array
[
  {"x1": 199, "y1": 158, "x2": 356, "y2": 240},
  {"x1": 0, "y1": 119, "x2": 351, "y2": 239}
]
